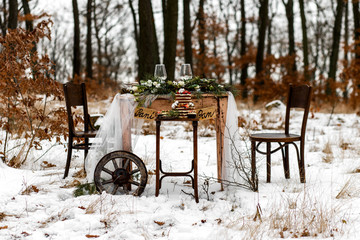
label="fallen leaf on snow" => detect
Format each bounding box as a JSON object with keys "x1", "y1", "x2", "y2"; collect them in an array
[{"x1": 154, "y1": 221, "x2": 165, "y2": 226}]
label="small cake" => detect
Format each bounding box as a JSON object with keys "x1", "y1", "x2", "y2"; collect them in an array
[{"x1": 172, "y1": 88, "x2": 195, "y2": 117}]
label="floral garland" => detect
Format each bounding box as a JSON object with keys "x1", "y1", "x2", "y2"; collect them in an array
[{"x1": 129, "y1": 76, "x2": 234, "y2": 98}]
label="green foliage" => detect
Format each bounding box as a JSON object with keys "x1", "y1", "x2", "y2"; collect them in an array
[
  {"x1": 130, "y1": 76, "x2": 236, "y2": 99},
  {"x1": 73, "y1": 183, "x2": 98, "y2": 197}
]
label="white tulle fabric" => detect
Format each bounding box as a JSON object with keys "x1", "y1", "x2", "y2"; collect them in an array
[
  {"x1": 85, "y1": 92, "x2": 239, "y2": 183},
  {"x1": 85, "y1": 94, "x2": 156, "y2": 182},
  {"x1": 222, "y1": 92, "x2": 240, "y2": 182}
]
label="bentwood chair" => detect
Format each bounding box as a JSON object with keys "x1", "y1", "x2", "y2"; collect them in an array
[
  {"x1": 250, "y1": 84, "x2": 312, "y2": 190},
  {"x1": 63, "y1": 82, "x2": 97, "y2": 178}
]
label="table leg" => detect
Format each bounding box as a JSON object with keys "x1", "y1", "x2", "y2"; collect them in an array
[
  {"x1": 155, "y1": 121, "x2": 161, "y2": 197},
  {"x1": 266, "y1": 142, "x2": 271, "y2": 183},
  {"x1": 193, "y1": 121, "x2": 199, "y2": 203}
]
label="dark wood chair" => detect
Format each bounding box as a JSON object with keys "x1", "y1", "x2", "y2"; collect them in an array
[
  {"x1": 63, "y1": 82, "x2": 97, "y2": 178},
  {"x1": 250, "y1": 84, "x2": 312, "y2": 190}
]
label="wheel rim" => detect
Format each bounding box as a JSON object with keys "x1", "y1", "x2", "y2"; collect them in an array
[{"x1": 94, "y1": 151, "x2": 148, "y2": 196}]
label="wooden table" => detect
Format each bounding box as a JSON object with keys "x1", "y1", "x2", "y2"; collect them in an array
[
  {"x1": 155, "y1": 118, "x2": 199, "y2": 203},
  {"x1": 149, "y1": 94, "x2": 228, "y2": 181}
]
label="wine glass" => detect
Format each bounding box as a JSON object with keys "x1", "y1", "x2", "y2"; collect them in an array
[
  {"x1": 154, "y1": 64, "x2": 167, "y2": 82},
  {"x1": 179, "y1": 64, "x2": 192, "y2": 81}
]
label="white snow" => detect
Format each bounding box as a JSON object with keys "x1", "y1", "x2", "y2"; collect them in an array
[{"x1": 1, "y1": 100, "x2": 360, "y2": 239}]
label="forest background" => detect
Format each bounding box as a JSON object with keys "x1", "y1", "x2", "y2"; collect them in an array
[{"x1": 0, "y1": 0, "x2": 360, "y2": 165}]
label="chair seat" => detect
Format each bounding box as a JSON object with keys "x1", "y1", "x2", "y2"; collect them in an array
[
  {"x1": 250, "y1": 132, "x2": 301, "y2": 142},
  {"x1": 73, "y1": 130, "x2": 97, "y2": 138}
]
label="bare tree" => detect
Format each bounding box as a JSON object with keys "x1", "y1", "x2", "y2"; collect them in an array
[
  {"x1": 353, "y1": 0, "x2": 360, "y2": 60},
  {"x1": 255, "y1": 0, "x2": 269, "y2": 102},
  {"x1": 197, "y1": 0, "x2": 206, "y2": 77},
  {"x1": 163, "y1": 0, "x2": 178, "y2": 80},
  {"x1": 21, "y1": 0, "x2": 33, "y2": 31},
  {"x1": 299, "y1": 0, "x2": 309, "y2": 81},
  {"x1": 86, "y1": 0, "x2": 93, "y2": 80},
  {"x1": 183, "y1": 0, "x2": 193, "y2": 67},
  {"x1": 72, "y1": 0, "x2": 81, "y2": 78},
  {"x1": 282, "y1": 0, "x2": 296, "y2": 72},
  {"x1": 8, "y1": 0, "x2": 17, "y2": 29},
  {"x1": 240, "y1": 0, "x2": 248, "y2": 98},
  {"x1": 327, "y1": 0, "x2": 344, "y2": 96},
  {"x1": 0, "y1": 1, "x2": 8, "y2": 35},
  {"x1": 138, "y1": 0, "x2": 160, "y2": 79}
]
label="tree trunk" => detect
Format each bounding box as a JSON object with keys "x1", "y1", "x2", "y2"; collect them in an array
[
  {"x1": 183, "y1": 0, "x2": 193, "y2": 67},
  {"x1": 327, "y1": 0, "x2": 344, "y2": 96},
  {"x1": 254, "y1": 0, "x2": 268, "y2": 102},
  {"x1": 283, "y1": 0, "x2": 296, "y2": 72},
  {"x1": 0, "y1": 0, "x2": 8, "y2": 35},
  {"x1": 86, "y1": 0, "x2": 93, "y2": 80},
  {"x1": 22, "y1": 0, "x2": 36, "y2": 53},
  {"x1": 353, "y1": 0, "x2": 360, "y2": 60},
  {"x1": 129, "y1": 0, "x2": 139, "y2": 67},
  {"x1": 299, "y1": 0, "x2": 310, "y2": 81},
  {"x1": 22, "y1": 0, "x2": 33, "y2": 31},
  {"x1": 72, "y1": 0, "x2": 81, "y2": 78},
  {"x1": 163, "y1": 0, "x2": 178, "y2": 81},
  {"x1": 8, "y1": 0, "x2": 17, "y2": 29},
  {"x1": 255, "y1": 0, "x2": 268, "y2": 75},
  {"x1": 138, "y1": 0, "x2": 160, "y2": 80},
  {"x1": 240, "y1": 0, "x2": 248, "y2": 99},
  {"x1": 197, "y1": 0, "x2": 206, "y2": 77},
  {"x1": 343, "y1": 0, "x2": 349, "y2": 100}
]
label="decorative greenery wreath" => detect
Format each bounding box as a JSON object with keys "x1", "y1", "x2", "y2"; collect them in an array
[{"x1": 129, "y1": 76, "x2": 235, "y2": 98}]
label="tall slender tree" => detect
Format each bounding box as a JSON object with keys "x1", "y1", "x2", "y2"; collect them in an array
[
  {"x1": 240, "y1": 0, "x2": 248, "y2": 98},
  {"x1": 163, "y1": 0, "x2": 178, "y2": 80},
  {"x1": 22, "y1": 0, "x2": 33, "y2": 31},
  {"x1": 138, "y1": 0, "x2": 160, "y2": 79},
  {"x1": 197, "y1": 0, "x2": 206, "y2": 77},
  {"x1": 8, "y1": 0, "x2": 17, "y2": 30},
  {"x1": 353, "y1": 0, "x2": 360, "y2": 60},
  {"x1": 254, "y1": 0, "x2": 269, "y2": 102},
  {"x1": 327, "y1": 0, "x2": 344, "y2": 95},
  {"x1": 72, "y1": 0, "x2": 81, "y2": 78},
  {"x1": 282, "y1": 0, "x2": 296, "y2": 72},
  {"x1": 86, "y1": 0, "x2": 93, "y2": 80},
  {"x1": 299, "y1": 0, "x2": 309, "y2": 81},
  {"x1": 183, "y1": 0, "x2": 193, "y2": 67}
]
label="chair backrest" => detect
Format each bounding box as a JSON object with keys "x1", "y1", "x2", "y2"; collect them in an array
[
  {"x1": 63, "y1": 82, "x2": 90, "y2": 134},
  {"x1": 285, "y1": 84, "x2": 312, "y2": 137}
]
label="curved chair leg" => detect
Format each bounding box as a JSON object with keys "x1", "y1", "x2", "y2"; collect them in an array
[
  {"x1": 266, "y1": 142, "x2": 271, "y2": 183},
  {"x1": 283, "y1": 144, "x2": 290, "y2": 179},
  {"x1": 64, "y1": 137, "x2": 73, "y2": 179},
  {"x1": 299, "y1": 141, "x2": 306, "y2": 183},
  {"x1": 251, "y1": 140, "x2": 257, "y2": 191}
]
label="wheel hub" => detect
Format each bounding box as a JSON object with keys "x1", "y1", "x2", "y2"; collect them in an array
[{"x1": 112, "y1": 168, "x2": 130, "y2": 185}]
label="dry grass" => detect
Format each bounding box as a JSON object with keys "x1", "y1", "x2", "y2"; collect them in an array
[
  {"x1": 322, "y1": 141, "x2": 334, "y2": 163},
  {"x1": 336, "y1": 177, "x2": 360, "y2": 199},
  {"x1": 223, "y1": 188, "x2": 347, "y2": 239}
]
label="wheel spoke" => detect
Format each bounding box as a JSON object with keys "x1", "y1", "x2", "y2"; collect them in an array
[
  {"x1": 129, "y1": 180, "x2": 140, "y2": 186},
  {"x1": 102, "y1": 167, "x2": 113, "y2": 175},
  {"x1": 123, "y1": 159, "x2": 130, "y2": 169},
  {"x1": 112, "y1": 158, "x2": 119, "y2": 169},
  {"x1": 112, "y1": 184, "x2": 120, "y2": 195},
  {"x1": 102, "y1": 179, "x2": 113, "y2": 185},
  {"x1": 130, "y1": 169, "x2": 140, "y2": 175}
]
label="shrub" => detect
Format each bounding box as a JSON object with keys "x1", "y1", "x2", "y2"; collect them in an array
[{"x1": 0, "y1": 16, "x2": 67, "y2": 166}]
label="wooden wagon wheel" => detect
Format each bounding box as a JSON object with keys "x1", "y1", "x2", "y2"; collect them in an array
[{"x1": 94, "y1": 151, "x2": 148, "y2": 196}]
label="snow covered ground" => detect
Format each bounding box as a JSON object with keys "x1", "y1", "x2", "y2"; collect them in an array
[{"x1": 1, "y1": 99, "x2": 360, "y2": 240}]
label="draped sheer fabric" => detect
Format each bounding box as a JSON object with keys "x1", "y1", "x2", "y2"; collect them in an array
[
  {"x1": 85, "y1": 94, "x2": 156, "y2": 182},
  {"x1": 85, "y1": 93, "x2": 239, "y2": 183}
]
